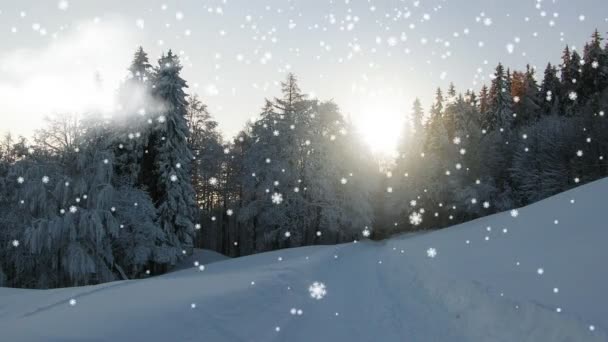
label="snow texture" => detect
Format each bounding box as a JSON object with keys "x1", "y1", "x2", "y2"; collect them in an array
[{"x1": 1, "y1": 179, "x2": 607, "y2": 341}]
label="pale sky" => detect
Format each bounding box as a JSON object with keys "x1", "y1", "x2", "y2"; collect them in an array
[{"x1": 1, "y1": 0, "x2": 607, "y2": 151}]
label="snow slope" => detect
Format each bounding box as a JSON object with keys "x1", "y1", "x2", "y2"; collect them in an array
[{"x1": 1, "y1": 179, "x2": 608, "y2": 341}]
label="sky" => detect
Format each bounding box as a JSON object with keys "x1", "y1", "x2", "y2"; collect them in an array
[{"x1": 0, "y1": 0, "x2": 607, "y2": 152}]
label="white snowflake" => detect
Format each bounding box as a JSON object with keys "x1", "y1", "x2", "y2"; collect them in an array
[
  {"x1": 68, "y1": 298, "x2": 77, "y2": 306},
  {"x1": 362, "y1": 228, "x2": 371, "y2": 237},
  {"x1": 409, "y1": 212, "x2": 423, "y2": 226},
  {"x1": 226, "y1": 209, "x2": 234, "y2": 216},
  {"x1": 284, "y1": 231, "x2": 291, "y2": 238},
  {"x1": 69, "y1": 206, "x2": 78, "y2": 214},
  {"x1": 170, "y1": 174, "x2": 178, "y2": 182},
  {"x1": 41, "y1": 176, "x2": 50, "y2": 184},
  {"x1": 510, "y1": 209, "x2": 519, "y2": 217},
  {"x1": 592, "y1": 61, "x2": 599, "y2": 69},
  {"x1": 426, "y1": 247, "x2": 437, "y2": 258},
  {"x1": 17, "y1": 177, "x2": 24, "y2": 184},
  {"x1": 209, "y1": 177, "x2": 218, "y2": 185},
  {"x1": 568, "y1": 91, "x2": 578, "y2": 101},
  {"x1": 308, "y1": 282, "x2": 327, "y2": 300},
  {"x1": 340, "y1": 177, "x2": 348, "y2": 185},
  {"x1": 271, "y1": 192, "x2": 283, "y2": 204},
  {"x1": 11, "y1": 239, "x2": 19, "y2": 247}
]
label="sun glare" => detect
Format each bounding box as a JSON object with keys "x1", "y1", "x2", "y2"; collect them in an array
[{"x1": 353, "y1": 95, "x2": 406, "y2": 155}]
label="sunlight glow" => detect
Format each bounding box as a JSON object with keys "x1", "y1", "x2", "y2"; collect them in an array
[{"x1": 353, "y1": 93, "x2": 406, "y2": 155}]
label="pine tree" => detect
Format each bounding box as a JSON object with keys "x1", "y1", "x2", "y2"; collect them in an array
[
  {"x1": 486, "y1": 63, "x2": 514, "y2": 131},
  {"x1": 148, "y1": 50, "x2": 198, "y2": 258},
  {"x1": 582, "y1": 30, "x2": 608, "y2": 98},
  {"x1": 540, "y1": 63, "x2": 561, "y2": 115},
  {"x1": 561, "y1": 48, "x2": 582, "y2": 115},
  {"x1": 115, "y1": 47, "x2": 155, "y2": 184},
  {"x1": 411, "y1": 98, "x2": 424, "y2": 135},
  {"x1": 512, "y1": 65, "x2": 541, "y2": 126},
  {"x1": 129, "y1": 47, "x2": 153, "y2": 83},
  {"x1": 425, "y1": 88, "x2": 445, "y2": 151},
  {"x1": 478, "y1": 85, "x2": 490, "y2": 115}
]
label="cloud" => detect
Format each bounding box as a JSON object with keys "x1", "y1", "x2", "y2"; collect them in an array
[{"x1": 0, "y1": 18, "x2": 141, "y2": 137}]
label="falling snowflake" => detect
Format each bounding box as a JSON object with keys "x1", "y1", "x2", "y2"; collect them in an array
[
  {"x1": 510, "y1": 209, "x2": 519, "y2": 217},
  {"x1": 592, "y1": 61, "x2": 599, "y2": 69},
  {"x1": 69, "y1": 206, "x2": 78, "y2": 214},
  {"x1": 69, "y1": 298, "x2": 77, "y2": 306},
  {"x1": 209, "y1": 177, "x2": 218, "y2": 185},
  {"x1": 568, "y1": 91, "x2": 578, "y2": 101},
  {"x1": 362, "y1": 228, "x2": 371, "y2": 237},
  {"x1": 453, "y1": 137, "x2": 461, "y2": 145},
  {"x1": 537, "y1": 268, "x2": 544, "y2": 275},
  {"x1": 17, "y1": 177, "x2": 24, "y2": 184},
  {"x1": 271, "y1": 192, "x2": 283, "y2": 204},
  {"x1": 409, "y1": 212, "x2": 423, "y2": 226},
  {"x1": 226, "y1": 209, "x2": 234, "y2": 216},
  {"x1": 426, "y1": 247, "x2": 437, "y2": 258},
  {"x1": 284, "y1": 231, "x2": 291, "y2": 238},
  {"x1": 340, "y1": 177, "x2": 348, "y2": 185},
  {"x1": 170, "y1": 174, "x2": 178, "y2": 182},
  {"x1": 11, "y1": 240, "x2": 19, "y2": 247},
  {"x1": 308, "y1": 282, "x2": 327, "y2": 300}
]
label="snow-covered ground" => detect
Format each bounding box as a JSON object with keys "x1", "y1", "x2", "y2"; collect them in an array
[{"x1": 1, "y1": 179, "x2": 607, "y2": 341}]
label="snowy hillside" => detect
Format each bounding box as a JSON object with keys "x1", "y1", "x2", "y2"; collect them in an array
[{"x1": 1, "y1": 179, "x2": 607, "y2": 342}]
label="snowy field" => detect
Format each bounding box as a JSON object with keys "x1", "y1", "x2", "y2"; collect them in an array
[{"x1": 1, "y1": 179, "x2": 607, "y2": 341}]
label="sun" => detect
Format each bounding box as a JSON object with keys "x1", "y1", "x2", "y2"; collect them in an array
[{"x1": 353, "y1": 95, "x2": 406, "y2": 155}]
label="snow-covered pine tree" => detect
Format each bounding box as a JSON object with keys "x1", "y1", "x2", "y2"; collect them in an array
[
  {"x1": 145, "y1": 50, "x2": 198, "y2": 259},
  {"x1": 486, "y1": 63, "x2": 514, "y2": 131},
  {"x1": 115, "y1": 47, "x2": 155, "y2": 184}
]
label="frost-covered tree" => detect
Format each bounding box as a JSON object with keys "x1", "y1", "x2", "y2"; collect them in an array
[
  {"x1": 146, "y1": 50, "x2": 198, "y2": 257},
  {"x1": 486, "y1": 63, "x2": 514, "y2": 131}
]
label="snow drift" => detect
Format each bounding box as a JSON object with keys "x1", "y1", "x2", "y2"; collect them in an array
[{"x1": 1, "y1": 179, "x2": 607, "y2": 341}]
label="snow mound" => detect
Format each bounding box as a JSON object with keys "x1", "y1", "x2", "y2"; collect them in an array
[
  {"x1": 170, "y1": 248, "x2": 230, "y2": 272},
  {"x1": 1, "y1": 179, "x2": 607, "y2": 341}
]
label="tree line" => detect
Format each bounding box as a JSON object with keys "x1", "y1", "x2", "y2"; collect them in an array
[{"x1": 1, "y1": 30, "x2": 607, "y2": 288}]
